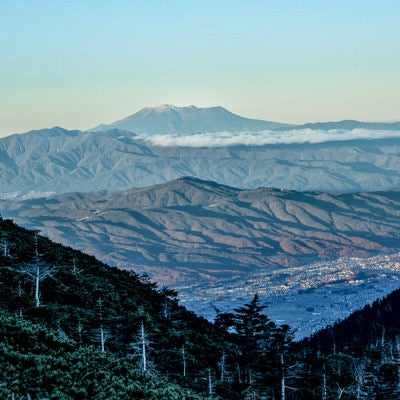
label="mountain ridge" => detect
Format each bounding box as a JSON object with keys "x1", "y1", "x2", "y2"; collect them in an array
[
  {"x1": 2, "y1": 176, "x2": 400, "y2": 334},
  {"x1": 1, "y1": 126, "x2": 400, "y2": 199},
  {"x1": 297, "y1": 119, "x2": 400, "y2": 131},
  {"x1": 1, "y1": 104, "x2": 400, "y2": 198},
  {"x1": 4, "y1": 105, "x2": 400, "y2": 139},
  {"x1": 2, "y1": 177, "x2": 400, "y2": 286}
]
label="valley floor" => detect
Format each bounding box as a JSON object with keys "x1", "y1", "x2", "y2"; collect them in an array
[{"x1": 177, "y1": 252, "x2": 400, "y2": 339}]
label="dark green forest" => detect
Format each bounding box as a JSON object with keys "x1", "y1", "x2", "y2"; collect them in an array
[{"x1": 1, "y1": 216, "x2": 400, "y2": 399}]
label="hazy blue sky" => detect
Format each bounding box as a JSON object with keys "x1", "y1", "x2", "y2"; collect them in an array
[{"x1": 1, "y1": 0, "x2": 399, "y2": 136}]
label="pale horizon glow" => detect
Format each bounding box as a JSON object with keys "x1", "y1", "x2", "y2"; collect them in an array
[{"x1": 1, "y1": 1, "x2": 400, "y2": 137}]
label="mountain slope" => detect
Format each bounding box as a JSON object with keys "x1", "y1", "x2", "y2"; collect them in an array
[
  {"x1": 0, "y1": 311, "x2": 209, "y2": 400},
  {"x1": 93, "y1": 104, "x2": 292, "y2": 133},
  {"x1": 95, "y1": 105, "x2": 400, "y2": 134},
  {"x1": 2, "y1": 216, "x2": 400, "y2": 398},
  {"x1": 2, "y1": 177, "x2": 400, "y2": 286},
  {"x1": 3, "y1": 177, "x2": 400, "y2": 334},
  {"x1": 2, "y1": 127, "x2": 400, "y2": 199},
  {"x1": 0, "y1": 216, "x2": 229, "y2": 399}
]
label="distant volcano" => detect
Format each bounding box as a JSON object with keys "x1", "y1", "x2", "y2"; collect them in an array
[{"x1": 92, "y1": 104, "x2": 292, "y2": 134}]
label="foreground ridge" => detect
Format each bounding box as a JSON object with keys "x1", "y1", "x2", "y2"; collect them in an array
[{"x1": 2, "y1": 216, "x2": 400, "y2": 398}]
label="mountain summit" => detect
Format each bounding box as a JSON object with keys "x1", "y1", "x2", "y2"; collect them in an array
[
  {"x1": 92, "y1": 104, "x2": 291, "y2": 134},
  {"x1": 92, "y1": 105, "x2": 400, "y2": 135}
]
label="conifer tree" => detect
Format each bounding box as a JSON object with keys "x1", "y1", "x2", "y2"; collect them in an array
[{"x1": 232, "y1": 294, "x2": 275, "y2": 385}]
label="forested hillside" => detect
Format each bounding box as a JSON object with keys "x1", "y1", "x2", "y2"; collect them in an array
[
  {"x1": 0, "y1": 311, "x2": 208, "y2": 399},
  {"x1": 1, "y1": 216, "x2": 400, "y2": 398}
]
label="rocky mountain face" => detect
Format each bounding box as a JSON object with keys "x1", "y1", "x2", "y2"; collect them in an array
[{"x1": 1, "y1": 177, "x2": 400, "y2": 287}]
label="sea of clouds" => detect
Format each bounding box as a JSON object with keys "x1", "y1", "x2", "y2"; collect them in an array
[{"x1": 139, "y1": 129, "x2": 400, "y2": 147}]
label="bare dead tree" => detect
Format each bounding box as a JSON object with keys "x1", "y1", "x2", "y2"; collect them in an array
[
  {"x1": 208, "y1": 367, "x2": 215, "y2": 396},
  {"x1": 11, "y1": 230, "x2": 56, "y2": 307},
  {"x1": 182, "y1": 343, "x2": 187, "y2": 378},
  {"x1": 93, "y1": 298, "x2": 112, "y2": 353},
  {"x1": 1, "y1": 238, "x2": 10, "y2": 257},
  {"x1": 130, "y1": 320, "x2": 153, "y2": 373}
]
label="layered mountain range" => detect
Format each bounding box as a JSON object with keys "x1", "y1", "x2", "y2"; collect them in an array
[
  {"x1": 2, "y1": 176, "x2": 400, "y2": 334},
  {"x1": 1, "y1": 105, "x2": 400, "y2": 198},
  {"x1": 2, "y1": 177, "x2": 400, "y2": 287},
  {"x1": 2, "y1": 105, "x2": 400, "y2": 333}
]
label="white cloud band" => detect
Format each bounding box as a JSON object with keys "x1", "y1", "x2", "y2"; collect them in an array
[{"x1": 138, "y1": 129, "x2": 400, "y2": 147}]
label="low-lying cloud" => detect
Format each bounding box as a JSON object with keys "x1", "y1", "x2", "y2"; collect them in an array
[{"x1": 139, "y1": 129, "x2": 400, "y2": 147}]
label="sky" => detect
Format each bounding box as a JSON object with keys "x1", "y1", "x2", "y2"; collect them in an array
[{"x1": 1, "y1": 0, "x2": 400, "y2": 137}]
